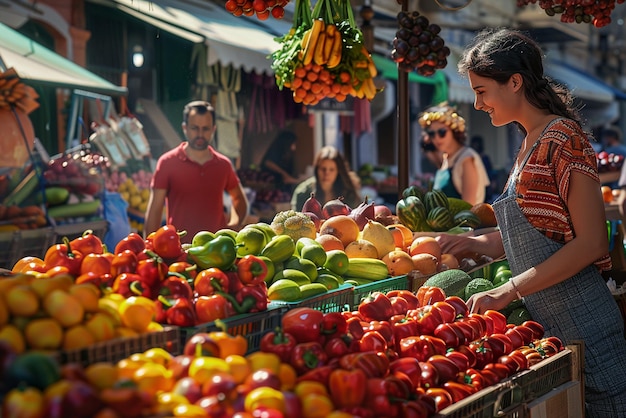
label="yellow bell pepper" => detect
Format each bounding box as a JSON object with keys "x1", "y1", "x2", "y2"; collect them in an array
[
  {"x1": 244, "y1": 387, "x2": 285, "y2": 413},
  {"x1": 245, "y1": 351, "x2": 281, "y2": 374}
]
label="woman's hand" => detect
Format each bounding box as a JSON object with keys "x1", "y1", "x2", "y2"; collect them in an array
[
  {"x1": 435, "y1": 234, "x2": 479, "y2": 260},
  {"x1": 466, "y1": 281, "x2": 517, "y2": 314}
]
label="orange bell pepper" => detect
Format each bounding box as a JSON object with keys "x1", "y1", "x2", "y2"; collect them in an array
[{"x1": 209, "y1": 320, "x2": 248, "y2": 358}]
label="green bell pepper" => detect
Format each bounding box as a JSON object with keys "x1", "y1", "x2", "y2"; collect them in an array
[{"x1": 187, "y1": 235, "x2": 238, "y2": 270}]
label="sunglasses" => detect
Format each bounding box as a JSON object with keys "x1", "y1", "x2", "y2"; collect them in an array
[{"x1": 426, "y1": 128, "x2": 449, "y2": 139}]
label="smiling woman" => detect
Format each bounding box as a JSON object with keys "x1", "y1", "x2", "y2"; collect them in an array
[{"x1": 418, "y1": 103, "x2": 490, "y2": 205}]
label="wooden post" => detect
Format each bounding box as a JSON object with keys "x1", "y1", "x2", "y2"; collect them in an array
[{"x1": 397, "y1": 0, "x2": 410, "y2": 200}]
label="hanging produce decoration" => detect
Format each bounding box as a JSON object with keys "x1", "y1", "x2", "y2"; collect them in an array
[
  {"x1": 224, "y1": 0, "x2": 289, "y2": 20},
  {"x1": 271, "y1": 0, "x2": 379, "y2": 106},
  {"x1": 517, "y1": 0, "x2": 625, "y2": 27},
  {"x1": 391, "y1": 11, "x2": 450, "y2": 77},
  {"x1": 0, "y1": 68, "x2": 40, "y2": 168}
]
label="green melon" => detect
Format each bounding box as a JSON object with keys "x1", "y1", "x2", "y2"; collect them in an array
[{"x1": 423, "y1": 269, "x2": 473, "y2": 298}]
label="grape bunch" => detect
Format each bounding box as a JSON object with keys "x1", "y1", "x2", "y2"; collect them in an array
[
  {"x1": 224, "y1": 0, "x2": 289, "y2": 20},
  {"x1": 517, "y1": 0, "x2": 625, "y2": 27},
  {"x1": 391, "y1": 11, "x2": 450, "y2": 77}
]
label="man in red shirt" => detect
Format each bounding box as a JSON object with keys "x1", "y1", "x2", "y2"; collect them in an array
[{"x1": 144, "y1": 101, "x2": 249, "y2": 242}]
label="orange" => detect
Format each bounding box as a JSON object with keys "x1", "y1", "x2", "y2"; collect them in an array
[
  {"x1": 382, "y1": 250, "x2": 415, "y2": 276},
  {"x1": 470, "y1": 203, "x2": 498, "y2": 228},
  {"x1": 409, "y1": 236, "x2": 442, "y2": 260},
  {"x1": 319, "y1": 215, "x2": 360, "y2": 247},
  {"x1": 440, "y1": 253, "x2": 460, "y2": 270},
  {"x1": 315, "y1": 234, "x2": 344, "y2": 251},
  {"x1": 411, "y1": 253, "x2": 439, "y2": 275},
  {"x1": 601, "y1": 185, "x2": 613, "y2": 203}
]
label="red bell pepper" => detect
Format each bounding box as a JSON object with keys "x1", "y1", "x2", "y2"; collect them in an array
[
  {"x1": 79, "y1": 252, "x2": 111, "y2": 277},
  {"x1": 159, "y1": 275, "x2": 193, "y2": 300},
  {"x1": 110, "y1": 249, "x2": 138, "y2": 277},
  {"x1": 260, "y1": 327, "x2": 297, "y2": 363},
  {"x1": 399, "y1": 335, "x2": 447, "y2": 361},
  {"x1": 194, "y1": 294, "x2": 233, "y2": 323},
  {"x1": 419, "y1": 360, "x2": 439, "y2": 389},
  {"x1": 443, "y1": 381, "x2": 477, "y2": 403},
  {"x1": 328, "y1": 368, "x2": 367, "y2": 408},
  {"x1": 295, "y1": 365, "x2": 334, "y2": 386},
  {"x1": 416, "y1": 286, "x2": 446, "y2": 307},
  {"x1": 366, "y1": 320, "x2": 394, "y2": 342},
  {"x1": 70, "y1": 229, "x2": 104, "y2": 256},
  {"x1": 320, "y1": 312, "x2": 347, "y2": 340},
  {"x1": 168, "y1": 261, "x2": 197, "y2": 284},
  {"x1": 358, "y1": 291, "x2": 393, "y2": 322},
  {"x1": 483, "y1": 362, "x2": 512, "y2": 381},
  {"x1": 159, "y1": 296, "x2": 197, "y2": 327},
  {"x1": 427, "y1": 354, "x2": 460, "y2": 385},
  {"x1": 281, "y1": 307, "x2": 324, "y2": 343},
  {"x1": 359, "y1": 330, "x2": 388, "y2": 353},
  {"x1": 399, "y1": 400, "x2": 430, "y2": 418},
  {"x1": 387, "y1": 289, "x2": 420, "y2": 310},
  {"x1": 364, "y1": 377, "x2": 393, "y2": 416},
  {"x1": 433, "y1": 322, "x2": 461, "y2": 348},
  {"x1": 468, "y1": 338, "x2": 494, "y2": 369},
  {"x1": 390, "y1": 315, "x2": 419, "y2": 351},
  {"x1": 444, "y1": 295, "x2": 469, "y2": 318},
  {"x1": 112, "y1": 273, "x2": 152, "y2": 298},
  {"x1": 445, "y1": 350, "x2": 471, "y2": 372},
  {"x1": 290, "y1": 342, "x2": 328, "y2": 375},
  {"x1": 457, "y1": 367, "x2": 485, "y2": 392},
  {"x1": 389, "y1": 295, "x2": 409, "y2": 316},
  {"x1": 151, "y1": 224, "x2": 185, "y2": 260},
  {"x1": 338, "y1": 350, "x2": 390, "y2": 379},
  {"x1": 136, "y1": 251, "x2": 168, "y2": 289},
  {"x1": 346, "y1": 316, "x2": 365, "y2": 340},
  {"x1": 324, "y1": 334, "x2": 357, "y2": 359},
  {"x1": 114, "y1": 232, "x2": 146, "y2": 255},
  {"x1": 235, "y1": 282, "x2": 268, "y2": 313},
  {"x1": 43, "y1": 237, "x2": 83, "y2": 276},
  {"x1": 194, "y1": 267, "x2": 229, "y2": 296},
  {"x1": 410, "y1": 305, "x2": 444, "y2": 336},
  {"x1": 384, "y1": 371, "x2": 413, "y2": 401},
  {"x1": 389, "y1": 357, "x2": 422, "y2": 388},
  {"x1": 424, "y1": 387, "x2": 453, "y2": 412},
  {"x1": 236, "y1": 254, "x2": 268, "y2": 285}
]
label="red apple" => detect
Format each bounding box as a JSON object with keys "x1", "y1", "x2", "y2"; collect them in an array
[
  {"x1": 243, "y1": 368, "x2": 281, "y2": 391},
  {"x1": 201, "y1": 372, "x2": 237, "y2": 400},
  {"x1": 172, "y1": 376, "x2": 203, "y2": 404},
  {"x1": 170, "y1": 354, "x2": 194, "y2": 379},
  {"x1": 374, "y1": 204, "x2": 392, "y2": 217},
  {"x1": 183, "y1": 333, "x2": 220, "y2": 357}
]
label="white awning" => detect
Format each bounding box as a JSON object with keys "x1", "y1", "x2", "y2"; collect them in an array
[
  {"x1": 544, "y1": 60, "x2": 614, "y2": 104},
  {"x1": 0, "y1": 22, "x2": 127, "y2": 96},
  {"x1": 98, "y1": 0, "x2": 282, "y2": 74}
]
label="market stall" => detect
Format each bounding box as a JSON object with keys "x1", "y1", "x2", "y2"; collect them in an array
[{"x1": 5, "y1": 1, "x2": 626, "y2": 417}]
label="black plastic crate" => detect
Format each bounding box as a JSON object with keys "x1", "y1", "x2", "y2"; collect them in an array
[{"x1": 179, "y1": 306, "x2": 285, "y2": 355}]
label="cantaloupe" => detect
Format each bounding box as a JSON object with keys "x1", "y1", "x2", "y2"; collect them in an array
[{"x1": 422, "y1": 269, "x2": 472, "y2": 298}]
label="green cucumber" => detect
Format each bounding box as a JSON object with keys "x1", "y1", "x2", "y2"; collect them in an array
[{"x1": 47, "y1": 199, "x2": 101, "y2": 219}]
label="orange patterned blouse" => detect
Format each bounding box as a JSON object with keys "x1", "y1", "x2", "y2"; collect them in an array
[{"x1": 509, "y1": 118, "x2": 612, "y2": 272}]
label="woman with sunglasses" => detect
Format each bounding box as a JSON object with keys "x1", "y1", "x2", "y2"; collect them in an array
[
  {"x1": 436, "y1": 28, "x2": 626, "y2": 417},
  {"x1": 418, "y1": 103, "x2": 490, "y2": 205}
]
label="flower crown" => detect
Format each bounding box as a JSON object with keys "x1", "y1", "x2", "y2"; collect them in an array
[{"x1": 418, "y1": 102, "x2": 466, "y2": 133}]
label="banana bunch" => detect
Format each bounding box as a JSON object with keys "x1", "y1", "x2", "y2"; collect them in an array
[
  {"x1": 352, "y1": 46, "x2": 378, "y2": 100},
  {"x1": 300, "y1": 19, "x2": 343, "y2": 68},
  {"x1": 0, "y1": 68, "x2": 40, "y2": 114}
]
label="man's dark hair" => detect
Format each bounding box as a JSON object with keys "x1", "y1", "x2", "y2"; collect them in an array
[{"x1": 183, "y1": 100, "x2": 216, "y2": 125}]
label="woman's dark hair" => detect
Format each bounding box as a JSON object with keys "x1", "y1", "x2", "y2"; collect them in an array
[
  {"x1": 273, "y1": 130, "x2": 297, "y2": 148},
  {"x1": 458, "y1": 28, "x2": 582, "y2": 133},
  {"x1": 313, "y1": 146, "x2": 359, "y2": 205}
]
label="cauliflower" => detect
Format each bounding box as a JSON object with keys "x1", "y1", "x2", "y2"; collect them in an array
[{"x1": 271, "y1": 210, "x2": 316, "y2": 241}]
